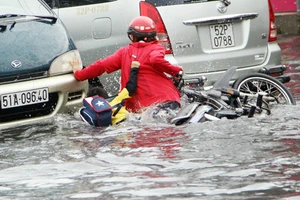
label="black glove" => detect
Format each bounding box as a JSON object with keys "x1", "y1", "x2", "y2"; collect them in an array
[
  {"x1": 126, "y1": 68, "x2": 139, "y2": 96},
  {"x1": 173, "y1": 71, "x2": 184, "y2": 90}
]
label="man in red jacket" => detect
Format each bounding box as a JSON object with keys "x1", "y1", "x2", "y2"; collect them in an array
[{"x1": 71, "y1": 16, "x2": 183, "y2": 113}]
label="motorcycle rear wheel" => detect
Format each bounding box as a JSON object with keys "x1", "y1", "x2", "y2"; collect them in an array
[{"x1": 233, "y1": 73, "x2": 296, "y2": 105}]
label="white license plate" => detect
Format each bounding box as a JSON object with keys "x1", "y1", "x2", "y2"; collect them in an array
[
  {"x1": 210, "y1": 23, "x2": 235, "y2": 49},
  {"x1": 1, "y1": 88, "x2": 49, "y2": 109}
]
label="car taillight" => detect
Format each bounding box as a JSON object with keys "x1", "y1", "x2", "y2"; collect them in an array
[
  {"x1": 268, "y1": 0, "x2": 277, "y2": 42},
  {"x1": 139, "y1": 1, "x2": 173, "y2": 54}
]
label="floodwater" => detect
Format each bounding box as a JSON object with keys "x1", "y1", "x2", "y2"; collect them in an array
[
  {"x1": 0, "y1": 35, "x2": 300, "y2": 200},
  {"x1": 279, "y1": 34, "x2": 300, "y2": 101}
]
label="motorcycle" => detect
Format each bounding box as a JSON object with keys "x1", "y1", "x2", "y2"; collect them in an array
[
  {"x1": 86, "y1": 66, "x2": 295, "y2": 127},
  {"x1": 170, "y1": 66, "x2": 296, "y2": 125}
]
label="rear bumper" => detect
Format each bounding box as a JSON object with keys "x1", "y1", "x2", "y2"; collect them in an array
[{"x1": 259, "y1": 65, "x2": 291, "y2": 84}]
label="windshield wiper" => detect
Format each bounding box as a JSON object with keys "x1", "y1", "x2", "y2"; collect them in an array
[
  {"x1": 184, "y1": 0, "x2": 202, "y2": 3},
  {"x1": 30, "y1": 15, "x2": 57, "y2": 23},
  {"x1": 0, "y1": 13, "x2": 57, "y2": 23},
  {"x1": 184, "y1": 0, "x2": 228, "y2": 3},
  {"x1": 0, "y1": 13, "x2": 57, "y2": 31},
  {"x1": 0, "y1": 25, "x2": 7, "y2": 32},
  {"x1": 0, "y1": 14, "x2": 21, "y2": 18},
  {"x1": 0, "y1": 21, "x2": 17, "y2": 32}
]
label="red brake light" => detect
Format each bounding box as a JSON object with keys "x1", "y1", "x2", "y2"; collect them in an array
[
  {"x1": 268, "y1": 0, "x2": 277, "y2": 42},
  {"x1": 139, "y1": 1, "x2": 173, "y2": 54}
]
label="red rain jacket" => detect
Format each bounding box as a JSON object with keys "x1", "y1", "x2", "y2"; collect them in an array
[{"x1": 74, "y1": 41, "x2": 182, "y2": 112}]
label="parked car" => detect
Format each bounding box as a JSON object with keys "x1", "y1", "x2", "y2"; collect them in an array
[
  {"x1": 0, "y1": 0, "x2": 88, "y2": 128},
  {"x1": 45, "y1": 0, "x2": 288, "y2": 95}
]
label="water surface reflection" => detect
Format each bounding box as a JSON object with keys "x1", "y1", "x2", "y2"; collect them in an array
[{"x1": 0, "y1": 102, "x2": 300, "y2": 199}]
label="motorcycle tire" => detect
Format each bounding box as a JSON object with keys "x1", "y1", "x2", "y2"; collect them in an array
[{"x1": 232, "y1": 73, "x2": 296, "y2": 105}]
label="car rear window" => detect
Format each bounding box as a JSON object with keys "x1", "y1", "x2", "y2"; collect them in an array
[
  {"x1": 146, "y1": 0, "x2": 218, "y2": 6},
  {"x1": 56, "y1": 0, "x2": 117, "y2": 8},
  {"x1": 1, "y1": 0, "x2": 52, "y2": 16}
]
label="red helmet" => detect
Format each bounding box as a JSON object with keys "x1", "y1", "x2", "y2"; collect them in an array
[{"x1": 127, "y1": 16, "x2": 157, "y2": 39}]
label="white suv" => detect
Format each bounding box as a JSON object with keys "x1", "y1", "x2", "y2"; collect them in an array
[{"x1": 45, "y1": 0, "x2": 288, "y2": 95}]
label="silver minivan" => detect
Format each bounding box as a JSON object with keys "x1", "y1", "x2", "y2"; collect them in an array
[{"x1": 45, "y1": 0, "x2": 287, "y2": 95}]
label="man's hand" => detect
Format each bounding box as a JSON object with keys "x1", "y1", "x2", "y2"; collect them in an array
[
  {"x1": 131, "y1": 61, "x2": 140, "y2": 68},
  {"x1": 173, "y1": 70, "x2": 183, "y2": 81},
  {"x1": 69, "y1": 57, "x2": 82, "y2": 73},
  {"x1": 173, "y1": 70, "x2": 184, "y2": 90}
]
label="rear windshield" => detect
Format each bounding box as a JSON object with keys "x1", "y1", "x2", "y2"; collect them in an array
[
  {"x1": 45, "y1": 0, "x2": 117, "y2": 8},
  {"x1": 146, "y1": 0, "x2": 218, "y2": 6},
  {"x1": 0, "y1": 0, "x2": 52, "y2": 16}
]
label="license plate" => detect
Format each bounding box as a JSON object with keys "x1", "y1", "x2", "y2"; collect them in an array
[
  {"x1": 1, "y1": 88, "x2": 49, "y2": 109},
  {"x1": 210, "y1": 23, "x2": 235, "y2": 49}
]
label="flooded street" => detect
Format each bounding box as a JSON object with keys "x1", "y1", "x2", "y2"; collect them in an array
[
  {"x1": 278, "y1": 34, "x2": 300, "y2": 100},
  {"x1": 1, "y1": 35, "x2": 300, "y2": 200},
  {"x1": 1, "y1": 106, "x2": 300, "y2": 199}
]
